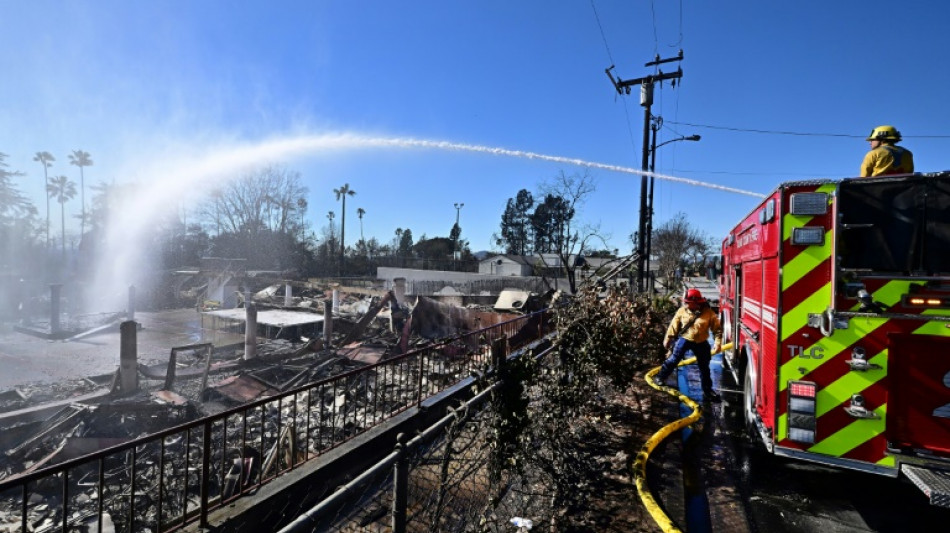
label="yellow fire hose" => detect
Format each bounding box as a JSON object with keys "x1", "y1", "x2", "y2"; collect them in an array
[{"x1": 635, "y1": 342, "x2": 733, "y2": 533}]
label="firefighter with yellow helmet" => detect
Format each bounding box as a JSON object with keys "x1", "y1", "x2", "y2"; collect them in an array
[{"x1": 860, "y1": 125, "x2": 914, "y2": 177}]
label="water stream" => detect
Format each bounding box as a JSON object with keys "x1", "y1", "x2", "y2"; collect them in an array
[{"x1": 89, "y1": 133, "x2": 766, "y2": 311}]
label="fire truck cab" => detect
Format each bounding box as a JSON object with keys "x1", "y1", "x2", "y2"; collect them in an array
[{"x1": 719, "y1": 171, "x2": 950, "y2": 506}]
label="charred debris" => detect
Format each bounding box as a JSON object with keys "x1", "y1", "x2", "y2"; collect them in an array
[{"x1": 0, "y1": 280, "x2": 552, "y2": 481}]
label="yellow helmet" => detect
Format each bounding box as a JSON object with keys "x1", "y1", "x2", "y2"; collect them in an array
[{"x1": 867, "y1": 125, "x2": 902, "y2": 142}]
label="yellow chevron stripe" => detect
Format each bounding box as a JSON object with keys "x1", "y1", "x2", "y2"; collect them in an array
[
  {"x1": 877, "y1": 455, "x2": 897, "y2": 467},
  {"x1": 781, "y1": 282, "x2": 832, "y2": 342},
  {"x1": 808, "y1": 403, "x2": 887, "y2": 457},
  {"x1": 848, "y1": 280, "x2": 923, "y2": 312},
  {"x1": 779, "y1": 316, "x2": 888, "y2": 390},
  {"x1": 781, "y1": 230, "x2": 833, "y2": 291},
  {"x1": 815, "y1": 350, "x2": 887, "y2": 417},
  {"x1": 913, "y1": 317, "x2": 950, "y2": 336}
]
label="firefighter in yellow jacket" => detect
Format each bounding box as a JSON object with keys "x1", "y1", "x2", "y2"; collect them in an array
[
  {"x1": 653, "y1": 289, "x2": 723, "y2": 402},
  {"x1": 860, "y1": 125, "x2": 914, "y2": 177}
]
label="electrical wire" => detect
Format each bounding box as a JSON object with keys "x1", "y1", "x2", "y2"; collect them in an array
[
  {"x1": 666, "y1": 121, "x2": 950, "y2": 139},
  {"x1": 591, "y1": 0, "x2": 640, "y2": 161}
]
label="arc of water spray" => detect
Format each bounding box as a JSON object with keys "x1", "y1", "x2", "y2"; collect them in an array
[{"x1": 333, "y1": 135, "x2": 767, "y2": 199}]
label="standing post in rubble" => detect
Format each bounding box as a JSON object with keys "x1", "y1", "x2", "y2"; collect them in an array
[
  {"x1": 284, "y1": 283, "x2": 292, "y2": 307},
  {"x1": 244, "y1": 303, "x2": 257, "y2": 360},
  {"x1": 50, "y1": 283, "x2": 62, "y2": 335},
  {"x1": 127, "y1": 284, "x2": 136, "y2": 321},
  {"x1": 393, "y1": 277, "x2": 407, "y2": 306},
  {"x1": 119, "y1": 320, "x2": 139, "y2": 393},
  {"x1": 323, "y1": 299, "x2": 334, "y2": 347}
]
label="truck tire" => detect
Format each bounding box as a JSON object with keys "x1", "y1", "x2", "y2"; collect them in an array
[{"x1": 743, "y1": 364, "x2": 758, "y2": 442}]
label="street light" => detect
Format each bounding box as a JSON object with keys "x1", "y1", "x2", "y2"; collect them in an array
[
  {"x1": 645, "y1": 121, "x2": 700, "y2": 293},
  {"x1": 453, "y1": 203, "x2": 464, "y2": 260}
]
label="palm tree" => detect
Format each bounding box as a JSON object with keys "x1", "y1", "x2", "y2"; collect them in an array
[
  {"x1": 296, "y1": 197, "x2": 308, "y2": 239},
  {"x1": 68, "y1": 150, "x2": 93, "y2": 237},
  {"x1": 69, "y1": 150, "x2": 92, "y2": 238},
  {"x1": 33, "y1": 151, "x2": 55, "y2": 248},
  {"x1": 47, "y1": 175, "x2": 77, "y2": 260},
  {"x1": 333, "y1": 183, "x2": 356, "y2": 274},
  {"x1": 357, "y1": 207, "x2": 366, "y2": 243}
]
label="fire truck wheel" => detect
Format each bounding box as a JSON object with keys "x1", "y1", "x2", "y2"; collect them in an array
[{"x1": 743, "y1": 366, "x2": 758, "y2": 441}]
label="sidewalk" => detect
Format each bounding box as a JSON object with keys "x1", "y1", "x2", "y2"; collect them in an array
[{"x1": 648, "y1": 353, "x2": 752, "y2": 533}]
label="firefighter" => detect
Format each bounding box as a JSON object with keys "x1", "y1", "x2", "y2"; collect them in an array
[
  {"x1": 860, "y1": 125, "x2": 914, "y2": 177},
  {"x1": 654, "y1": 288, "x2": 723, "y2": 402}
]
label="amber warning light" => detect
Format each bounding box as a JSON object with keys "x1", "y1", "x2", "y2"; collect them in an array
[{"x1": 903, "y1": 295, "x2": 950, "y2": 308}]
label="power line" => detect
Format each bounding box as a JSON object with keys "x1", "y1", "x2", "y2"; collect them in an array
[
  {"x1": 591, "y1": 0, "x2": 639, "y2": 161},
  {"x1": 666, "y1": 121, "x2": 950, "y2": 138}
]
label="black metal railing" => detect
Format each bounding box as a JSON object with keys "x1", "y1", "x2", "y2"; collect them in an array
[{"x1": 0, "y1": 310, "x2": 552, "y2": 533}]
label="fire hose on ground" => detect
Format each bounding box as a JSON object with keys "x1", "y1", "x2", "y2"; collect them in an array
[{"x1": 635, "y1": 342, "x2": 733, "y2": 533}]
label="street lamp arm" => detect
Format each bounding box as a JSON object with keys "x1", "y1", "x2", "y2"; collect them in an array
[{"x1": 654, "y1": 134, "x2": 701, "y2": 151}]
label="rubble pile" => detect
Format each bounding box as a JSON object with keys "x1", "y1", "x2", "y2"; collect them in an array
[{"x1": 0, "y1": 282, "x2": 546, "y2": 532}]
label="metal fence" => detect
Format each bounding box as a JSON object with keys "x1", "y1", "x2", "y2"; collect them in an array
[
  {"x1": 280, "y1": 344, "x2": 556, "y2": 533},
  {"x1": 0, "y1": 311, "x2": 552, "y2": 533}
]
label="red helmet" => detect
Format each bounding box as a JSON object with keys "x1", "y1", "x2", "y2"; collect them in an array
[{"x1": 684, "y1": 289, "x2": 706, "y2": 304}]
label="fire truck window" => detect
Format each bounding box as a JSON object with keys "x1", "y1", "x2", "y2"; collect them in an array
[
  {"x1": 924, "y1": 179, "x2": 950, "y2": 274},
  {"x1": 839, "y1": 179, "x2": 950, "y2": 275}
]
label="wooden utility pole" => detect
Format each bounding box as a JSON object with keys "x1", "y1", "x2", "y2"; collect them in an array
[{"x1": 606, "y1": 50, "x2": 684, "y2": 292}]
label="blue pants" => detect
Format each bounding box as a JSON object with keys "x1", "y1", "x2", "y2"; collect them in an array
[{"x1": 657, "y1": 337, "x2": 714, "y2": 394}]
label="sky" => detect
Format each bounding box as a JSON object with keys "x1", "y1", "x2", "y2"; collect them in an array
[{"x1": 3, "y1": 0, "x2": 950, "y2": 258}]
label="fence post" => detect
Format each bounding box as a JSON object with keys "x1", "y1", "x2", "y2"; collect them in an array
[
  {"x1": 200, "y1": 419, "x2": 213, "y2": 527},
  {"x1": 392, "y1": 433, "x2": 408, "y2": 533},
  {"x1": 491, "y1": 337, "x2": 508, "y2": 380}
]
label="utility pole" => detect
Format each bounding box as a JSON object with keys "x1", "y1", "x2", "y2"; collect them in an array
[
  {"x1": 606, "y1": 50, "x2": 684, "y2": 293},
  {"x1": 453, "y1": 202, "x2": 464, "y2": 260}
]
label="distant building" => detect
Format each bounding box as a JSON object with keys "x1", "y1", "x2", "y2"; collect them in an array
[{"x1": 477, "y1": 253, "x2": 616, "y2": 278}]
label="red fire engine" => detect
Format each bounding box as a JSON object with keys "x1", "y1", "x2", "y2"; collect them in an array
[{"x1": 719, "y1": 171, "x2": 950, "y2": 506}]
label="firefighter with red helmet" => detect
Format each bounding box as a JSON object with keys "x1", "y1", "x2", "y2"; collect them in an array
[
  {"x1": 860, "y1": 125, "x2": 914, "y2": 177},
  {"x1": 654, "y1": 288, "x2": 723, "y2": 402}
]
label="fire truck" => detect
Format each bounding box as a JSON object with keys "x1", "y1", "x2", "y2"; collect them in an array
[{"x1": 718, "y1": 171, "x2": 950, "y2": 506}]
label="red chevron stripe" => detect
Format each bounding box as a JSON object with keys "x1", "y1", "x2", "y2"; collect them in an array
[
  {"x1": 813, "y1": 381, "x2": 888, "y2": 445},
  {"x1": 781, "y1": 256, "x2": 832, "y2": 312},
  {"x1": 841, "y1": 435, "x2": 888, "y2": 464}
]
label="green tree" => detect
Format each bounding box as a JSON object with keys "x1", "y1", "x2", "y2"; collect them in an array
[
  {"x1": 496, "y1": 189, "x2": 534, "y2": 255},
  {"x1": 357, "y1": 207, "x2": 366, "y2": 244},
  {"x1": 47, "y1": 175, "x2": 77, "y2": 259},
  {"x1": 68, "y1": 150, "x2": 92, "y2": 238},
  {"x1": 414, "y1": 236, "x2": 454, "y2": 260},
  {"x1": 398, "y1": 228, "x2": 414, "y2": 256},
  {"x1": 333, "y1": 183, "x2": 356, "y2": 273},
  {"x1": 33, "y1": 151, "x2": 55, "y2": 248},
  {"x1": 0, "y1": 153, "x2": 34, "y2": 221}
]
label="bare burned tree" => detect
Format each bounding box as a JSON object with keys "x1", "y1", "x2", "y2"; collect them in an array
[
  {"x1": 534, "y1": 170, "x2": 608, "y2": 294},
  {"x1": 647, "y1": 212, "x2": 712, "y2": 293},
  {"x1": 201, "y1": 164, "x2": 308, "y2": 236}
]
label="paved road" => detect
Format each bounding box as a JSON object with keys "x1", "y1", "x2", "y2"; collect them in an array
[
  {"x1": 660, "y1": 354, "x2": 950, "y2": 532},
  {"x1": 0, "y1": 309, "x2": 246, "y2": 390}
]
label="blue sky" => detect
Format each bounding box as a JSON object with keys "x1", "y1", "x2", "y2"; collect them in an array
[{"x1": 3, "y1": 1, "x2": 949, "y2": 256}]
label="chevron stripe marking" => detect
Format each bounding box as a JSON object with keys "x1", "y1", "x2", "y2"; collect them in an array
[
  {"x1": 815, "y1": 349, "x2": 887, "y2": 417},
  {"x1": 780, "y1": 317, "x2": 888, "y2": 391},
  {"x1": 781, "y1": 282, "x2": 832, "y2": 342},
  {"x1": 781, "y1": 230, "x2": 833, "y2": 291},
  {"x1": 807, "y1": 403, "x2": 887, "y2": 457}
]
